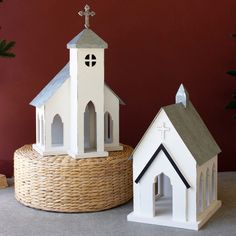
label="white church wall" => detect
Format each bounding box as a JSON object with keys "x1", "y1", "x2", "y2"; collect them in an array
[
  {"x1": 104, "y1": 111, "x2": 113, "y2": 143},
  {"x1": 132, "y1": 109, "x2": 197, "y2": 222},
  {"x1": 43, "y1": 79, "x2": 70, "y2": 155},
  {"x1": 69, "y1": 48, "x2": 108, "y2": 157},
  {"x1": 36, "y1": 109, "x2": 40, "y2": 144},
  {"x1": 69, "y1": 48, "x2": 79, "y2": 155},
  {"x1": 104, "y1": 86, "x2": 122, "y2": 151},
  {"x1": 138, "y1": 150, "x2": 187, "y2": 220},
  {"x1": 197, "y1": 156, "x2": 218, "y2": 219},
  {"x1": 33, "y1": 106, "x2": 46, "y2": 155}
]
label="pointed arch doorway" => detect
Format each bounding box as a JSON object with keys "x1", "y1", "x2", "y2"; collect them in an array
[
  {"x1": 154, "y1": 173, "x2": 173, "y2": 217},
  {"x1": 135, "y1": 144, "x2": 189, "y2": 221},
  {"x1": 84, "y1": 101, "x2": 97, "y2": 152}
]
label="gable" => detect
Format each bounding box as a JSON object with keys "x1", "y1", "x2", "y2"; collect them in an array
[
  {"x1": 30, "y1": 63, "x2": 69, "y2": 108},
  {"x1": 135, "y1": 144, "x2": 190, "y2": 189},
  {"x1": 105, "y1": 84, "x2": 125, "y2": 105},
  {"x1": 130, "y1": 108, "x2": 164, "y2": 159},
  {"x1": 131, "y1": 103, "x2": 221, "y2": 166}
]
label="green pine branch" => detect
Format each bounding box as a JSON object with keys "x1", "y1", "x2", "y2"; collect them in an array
[
  {"x1": 0, "y1": 39, "x2": 15, "y2": 58},
  {"x1": 227, "y1": 70, "x2": 236, "y2": 76},
  {"x1": 232, "y1": 33, "x2": 236, "y2": 39},
  {"x1": 226, "y1": 100, "x2": 236, "y2": 109},
  {"x1": 0, "y1": 1, "x2": 16, "y2": 58}
]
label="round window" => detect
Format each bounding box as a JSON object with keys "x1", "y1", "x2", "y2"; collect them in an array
[{"x1": 85, "y1": 54, "x2": 96, "y2": 67}]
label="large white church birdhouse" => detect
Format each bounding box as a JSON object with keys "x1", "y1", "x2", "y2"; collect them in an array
[
  {"x1": 30, "y1": 5, "x2": 124, "y2": 158},
  {"x1": 127, "y1": 84, "x2": 222, "y2": 230}
]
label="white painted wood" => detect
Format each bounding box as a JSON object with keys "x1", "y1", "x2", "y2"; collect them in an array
[
  {"x1": 128, "y1": 200, "x2": 221, "y2": 231},
  {"x1": 104, "y1": 112, "x2": 113, "y2": 144},
  {"x1": 157, "y1": 122, "x2": 170, "y2": 140},
  {"x1": 104, "y1": 84, "x2": 123, "y2": 151},
  {"x1": 32, "y1": 30, "x2": 123, "y2": 158},
  {"x1": 196, "y1": 156, "x2": 219, "y2": 220},
  {"x1": 128, "y1": 106, "x2": 221, "y2": 230}
]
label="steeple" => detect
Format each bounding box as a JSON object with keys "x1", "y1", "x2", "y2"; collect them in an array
[
  {"x1": 67, "y1": 4, "x2": 107, "y2": 49},
  {"x1": 175, "y1": 84, "x2": 189, "y2": 108}
]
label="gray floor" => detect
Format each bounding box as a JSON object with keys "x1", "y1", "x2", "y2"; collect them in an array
[{"x1": 0, "y1": 172, "x2": 236, "y2": 236}]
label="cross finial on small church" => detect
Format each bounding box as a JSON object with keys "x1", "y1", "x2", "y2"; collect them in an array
[
  {"x1": 79, "y1": 4, "x2": 96, "y2": 29},
  {"x1": 157, "y1": 122, "x2": 170, "y2": 140}
]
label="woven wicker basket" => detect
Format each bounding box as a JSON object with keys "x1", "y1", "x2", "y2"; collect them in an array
[
  {"x1": 14, "y1": 144, "x2": 133, "y2": 212},
  {"x1": 0, "y1": 174, "x2": 8, "y2": 189}
]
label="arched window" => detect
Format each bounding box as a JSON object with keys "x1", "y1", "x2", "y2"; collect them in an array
[
  {"x1": 198, "y1": 173, "x2": 204, "y2": 214},
  {"x1": 84, "y1": 102, "x2": 97, "y2": 152},
  {"x1": 41, "y1": 115, "x2": 44, "y2": 145},
  {"x1": 212, "y1": 164, "x2": 216, "y2": 201},
  {"x1": 37, "y1": 114, "x2": 40, "y2": 144},
  {"x1": 104, "y1": 112, "x2": 113, "y2": 144},
  {"x1": 206, "y1": 168, "x2": 210, "y2": 207},
  {"x1": 51, "y1": 114, "x2": 64, "y2": 146}
]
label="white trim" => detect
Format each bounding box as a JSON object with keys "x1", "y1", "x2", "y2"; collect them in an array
[
  {"x1": 68, "y1": 151, "x2": 108, "y2": 159},
  {"x1": 127, "y1": 200, "x2": 221, "y2": 231}
]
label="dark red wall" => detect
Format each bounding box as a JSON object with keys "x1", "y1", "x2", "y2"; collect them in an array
[{"x1": 1, "y1": 0, "x2": 236, "y2": 177}]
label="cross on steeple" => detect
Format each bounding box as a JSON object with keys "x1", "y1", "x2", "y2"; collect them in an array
[
  {"x1": 157, "y1": 122, "x2": 170, "y2": 140},
  {"x1": 79, "y1": 5, "x2": 95, "y2": 29}
]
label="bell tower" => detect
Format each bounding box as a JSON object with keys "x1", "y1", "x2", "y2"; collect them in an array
[{"x1": 67, "y1": 5, "x2": 108, "y2": 158}]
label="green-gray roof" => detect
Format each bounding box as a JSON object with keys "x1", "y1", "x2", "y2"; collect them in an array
[
  {"x1": 163, "y1": 102, "x2": 221, "y2": 165},
  {"x1": 67, "y1": 29, "x2": 108, "y2": 49},
  {"x1": 131, "y1": 84, "x2": 221, "y2": 165},
  {"x1": 131, "y1": 101, "x2": 221, "y2": 166}
]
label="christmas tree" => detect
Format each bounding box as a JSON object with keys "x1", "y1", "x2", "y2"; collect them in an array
[{"x1": 0, "y1": 0, "x2": 15, "y2": 58}]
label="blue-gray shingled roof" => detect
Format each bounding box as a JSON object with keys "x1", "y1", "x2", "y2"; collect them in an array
[
  {"x1": 67, "y1": 29, "x2": 108, "y2": 49},
  {"x1": 30, "y1": 63, "x2": 70, "y2": 107},
  {"x1": 131, "y1": 102, "x2": 221, "y2": 166},
  {"x1": 30, "y1": 63, "x2": 125, "y2": 107}
]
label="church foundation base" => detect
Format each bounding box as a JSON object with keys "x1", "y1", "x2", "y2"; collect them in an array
[{"x1": 127, "y1": 200, "x2": 222, "y2": 231}]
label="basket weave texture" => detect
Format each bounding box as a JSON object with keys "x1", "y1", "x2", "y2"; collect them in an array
[
  {"x1": 0, "y1": 174, "x2": 8, "y2": 189},
  {"x1": 14, "y1": 144, "x2": 133, "y2": 212}
]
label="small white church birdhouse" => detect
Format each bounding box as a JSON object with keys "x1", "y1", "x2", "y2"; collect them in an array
[
  {"x1": 127, "y1": 84, "x2": 222, "y2": 230},
  {"x1": 30, "y1": 5, "x2": 124, "y2": 158}
]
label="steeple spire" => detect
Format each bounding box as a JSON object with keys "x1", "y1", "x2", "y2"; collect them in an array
[{"x1": 175, "y1": 84, "x2": 189, "y2": 108}]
